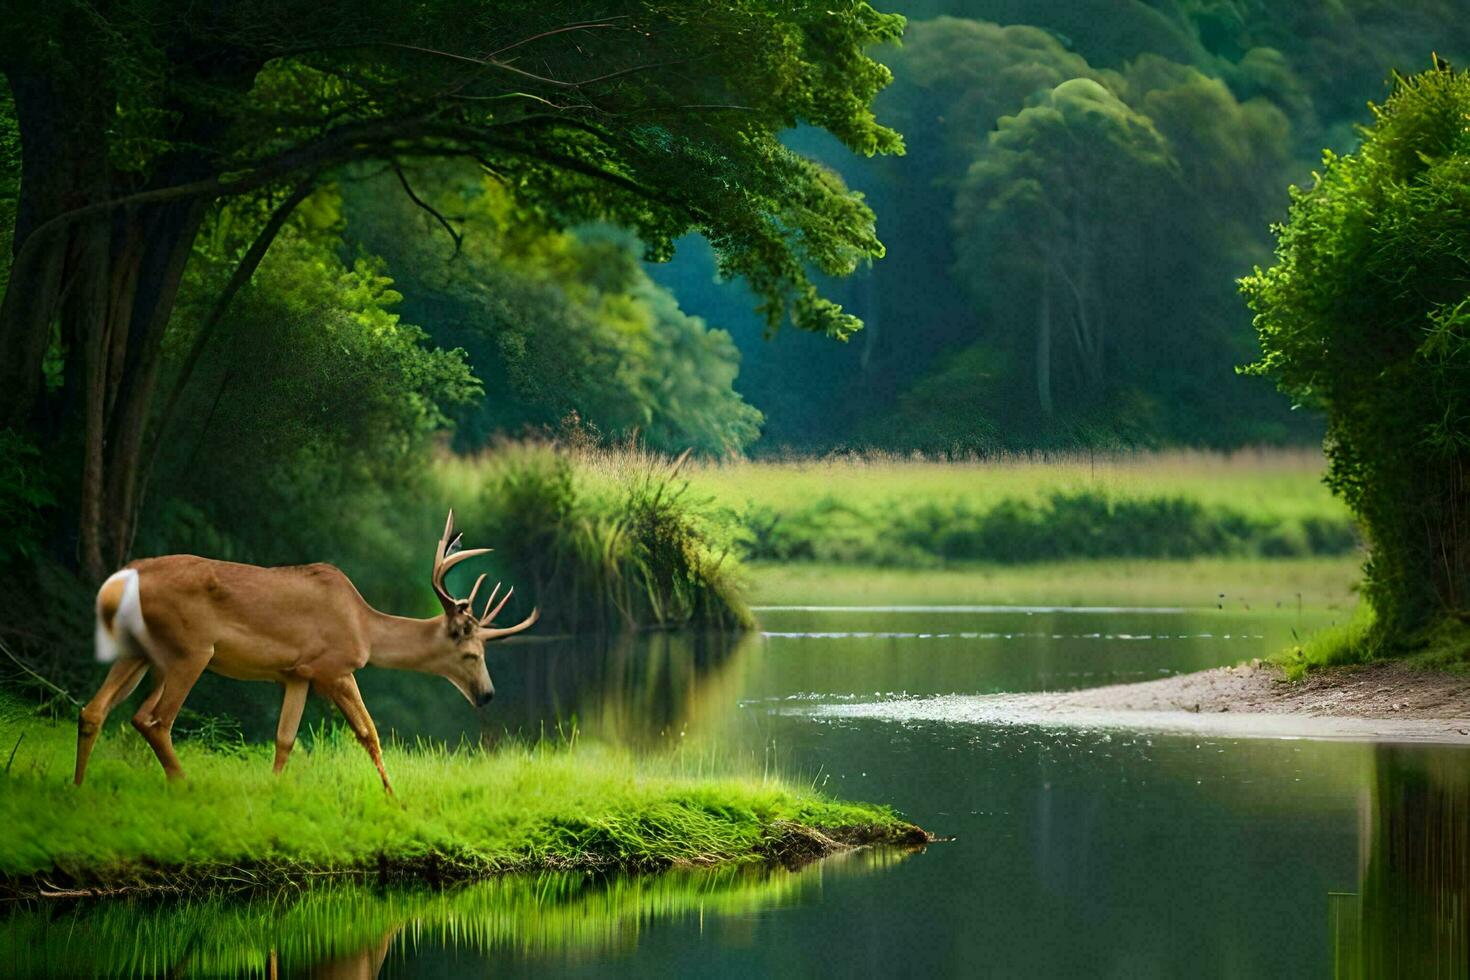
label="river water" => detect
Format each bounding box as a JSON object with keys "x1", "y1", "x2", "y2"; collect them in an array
[{"x1": 7, "y1": 604, "x2": 1468, "y2": 977}]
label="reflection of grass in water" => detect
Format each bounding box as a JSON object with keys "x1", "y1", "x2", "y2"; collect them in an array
[
  {"x1": 1, "y1": 848, "x2": 911, "y2": 977},
  {"x1": 499, "y1": 631, "x2": 758, "y2": 749},
  {"x1": 750, "y1": 558, "x2": 1360, "y2": 611},
  {"x1": 0, "y1": 695, "x2": 910, "y2": 886}
]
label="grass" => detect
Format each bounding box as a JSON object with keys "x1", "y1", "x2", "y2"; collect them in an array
[
  {"x1": 694, "y1": 448, "x2": 1343, "y2": 519},
  {"x1": 1272, "y1": 603, "x2": 1470, "y2": 679},
  {"x1": 429, "y1": 441, "x2": 750, "y2": 632},
  {"x1": 0, "y1": 696, "x2": 921, "y2": 894},
  {"x1": 689, "y1": 448, "x2": 1357, "y2": 567},
  {"x1": 749, "y1": 557, "x2": 1362, "y2": 611},
  {"x1": 1, "y1": 849, "x2": 908, "y2": 976}
]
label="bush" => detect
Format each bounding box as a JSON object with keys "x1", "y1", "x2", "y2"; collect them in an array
[
  {"x1": 437, "y1": 443, "x2": 750, "y2": 633},
  {"x1": 1243, "y1": 61, "x2": 1470, "y2": 644}
]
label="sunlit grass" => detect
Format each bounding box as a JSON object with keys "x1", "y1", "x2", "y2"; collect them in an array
[
  {"x1": 749, "y1": 557, "x2": 1362, "y2": 611},
  {"x1": 0, "y1": 697, "x2": 907, "y2": 884},
  {"x1": 685, "y1": 448, "x2": 1355, "y2": 567},
  {"x1": 691, "y1": 448, "x2": 1344, "y2": 521},
  {"x1": 1273, "y1": 602, "x2": 1470, "y2": 678}
]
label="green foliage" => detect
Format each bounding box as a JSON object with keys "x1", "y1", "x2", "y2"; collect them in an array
[
  {"x1": 0, "y1": 694, "x2": 907, "y2": 883},
  {"x1": 139, "y1": 188, "x2": 478, "y2": 576},
  {"x1": 735, "y1": 489, "x2": 1356, "y2": 567},
  {"x1": 691, "y1": 450, "x2": 1355, "y2": 566},
  {"x1": 342, "y1": 170, "x2": 763, "y2": 455},
  {"x1": 437, "y1": 443, "x2": 750, "y2": 632},
  {"x1": 0, "y1": 432, "x2": 54, "y2": 565},
  {"x1": 0, "y1": 84, "x2": 16, "y2": 293},
  {"x1": 676, "y1": 3, "x2": 1469, "y2": 451},
  {"x1": 1242, "y1": 62, "x2": 1470, "y2": 642},
  {"x1": 3, "y1": 0, "x2": 904, "y2": 338}
]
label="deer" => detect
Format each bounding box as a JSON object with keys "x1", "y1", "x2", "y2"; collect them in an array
[{"x1": 72, "y1": 511, "x2": 537, "y2": 793}]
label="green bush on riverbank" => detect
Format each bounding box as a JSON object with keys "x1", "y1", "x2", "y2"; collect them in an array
[{"x1": 0, "y1": 697, "x2": 914, "y2": 891}]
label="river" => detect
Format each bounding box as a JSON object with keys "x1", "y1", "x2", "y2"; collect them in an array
[{"x1": 6, "y1": 603, "x2": 1466, "y2": 977}]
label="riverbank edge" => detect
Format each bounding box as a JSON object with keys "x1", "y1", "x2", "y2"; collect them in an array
[
  {"x1": 1035, "y1": 659, "x2": 1470, "y2": 721},
  {"x1": 0, "y1": 820, "x2": 934, "y2": 903}
]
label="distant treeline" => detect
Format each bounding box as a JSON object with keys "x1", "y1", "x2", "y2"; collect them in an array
[{"x1": 657, "y1": 0, "x2": 1470, "y2": 452}]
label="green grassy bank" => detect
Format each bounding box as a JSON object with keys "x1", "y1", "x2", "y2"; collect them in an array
[
  {"x1": 0, "y1": 699, "x2": 923, "y2": 898},
  {"x1": 695, "y1": 449, "x2": 1356, "y2": 567},
  {"x1": 749, "y1": 556, "x2": 1362, "y2": 611}
]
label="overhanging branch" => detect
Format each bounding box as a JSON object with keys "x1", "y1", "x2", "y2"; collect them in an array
[{"x1": 392, "y1": 161, "x2": 463, "y2": 255}]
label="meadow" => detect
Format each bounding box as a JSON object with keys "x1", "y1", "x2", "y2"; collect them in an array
[
  {"x1": 0, "y1": 696, "x2": 917, "y2": 896},
  {"x1": 749, "y1": 556, "x2": 1361, "y2": 611},
  {"x1": 689, "y1": 449, "x2": 1357, "y2": 567}
]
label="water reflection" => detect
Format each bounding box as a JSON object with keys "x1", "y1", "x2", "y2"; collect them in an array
[
  {"x1": 491, "y1": 631, "x2": 753, "y2": 747},
  {"x1": 352, "y1": 630, "x2": 755, "y2": 748},
  {"x1": 1333, "y1": 745, "x2": 1470, "y2": 978},
  {"x1": 0, "y1": 848, "x2": 910, "y2": 977}
]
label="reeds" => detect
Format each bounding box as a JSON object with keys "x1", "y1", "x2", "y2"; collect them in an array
[{"x1": 431, "y1": 441, "x2": 749, "y2": 632}]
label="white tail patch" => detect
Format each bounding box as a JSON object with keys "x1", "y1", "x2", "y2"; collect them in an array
[{"x1": 95, "y1": 568, "x2": 150, "y2": 663}]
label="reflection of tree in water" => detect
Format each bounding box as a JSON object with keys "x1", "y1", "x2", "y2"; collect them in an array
[
  {"x1": 487, "y1": 631, "x2": 754, "y2": 748},
  {"x1": 1333, "y1": 745, "x2": 1470, "y2": 978},
  {"x1": 1, "y1": 848, "x2": 908, "y2": 977}
]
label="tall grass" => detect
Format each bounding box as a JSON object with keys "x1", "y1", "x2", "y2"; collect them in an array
[
  {"x1": 432, "y1": 441, "x2": 749, "y2": 632},
  {"x1": 0, "y1": 696, "x2": 906, "y2": 887}
]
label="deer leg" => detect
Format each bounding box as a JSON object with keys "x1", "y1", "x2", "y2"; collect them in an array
[
  {"x1": 273, "y1": 679, "x2": 310, "y2": 774},
  {"x1": 74, "y1": 657, "x2": 150, "y2": 786},
  {"x1": 132, "y1": 653, "x2": 210, "y2": 781},
  {"x1": 322, "y1": 676, "x2": 393, "y2": 795}
]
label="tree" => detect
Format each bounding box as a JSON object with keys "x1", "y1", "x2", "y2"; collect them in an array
[
  {"x1": 0, "y1": 1, "x2": 901, "y2": 578},
  {"x1": 1242, "y1": 61, "x2": 1470, "y2": 640},
  {"x1": 341, "y1": 169, "x2": 762, "y2": 455},
  {"x1": 954, "y1": 78, "x2": 1177, "y2": 418}
]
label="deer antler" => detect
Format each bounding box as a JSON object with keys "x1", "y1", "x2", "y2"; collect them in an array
[
  {"x1": 432, "y1": 509, "x2": 494, "y2": 616},
  {"x1": 480, "y1": 603, "x2": 540, "y2": 641}
]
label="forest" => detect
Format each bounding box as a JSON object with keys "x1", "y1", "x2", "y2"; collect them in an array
[{"x1": 4, "y1": 1, "x2": 1470, "y2": 975}]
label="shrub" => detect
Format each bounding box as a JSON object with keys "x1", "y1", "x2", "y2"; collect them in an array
[{"x1": 1243, "y1": 62, "x2": 1470, "y2": 644}]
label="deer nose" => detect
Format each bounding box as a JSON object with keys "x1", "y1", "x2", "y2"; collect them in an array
[{"x1": 476, "y1": 689, "x2": 495, "y2": 707}]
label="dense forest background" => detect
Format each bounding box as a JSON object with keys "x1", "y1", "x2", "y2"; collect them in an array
[
  {"x1": 3, "y1": 1, "x2": 1469, "y2": 646},
  {"x1": 661, "y1": 0, "x2": 1470, "y2": 451}
]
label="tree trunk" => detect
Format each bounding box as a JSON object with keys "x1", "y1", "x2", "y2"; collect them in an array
[{"x1": 1, "y1": 65, "x2": 215, "y2": 579}]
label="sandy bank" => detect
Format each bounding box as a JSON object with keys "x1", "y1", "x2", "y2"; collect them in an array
[{"x1": 807, "y1": 662, "x2": 1470, "y2": 744}]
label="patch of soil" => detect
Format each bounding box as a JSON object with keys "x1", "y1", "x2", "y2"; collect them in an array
[{"x1": 1044, "y1": 660, "x2": 1470, "y2": 720}]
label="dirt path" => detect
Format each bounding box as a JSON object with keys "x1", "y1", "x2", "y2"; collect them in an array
[{"x1": 808, "y1": 662, "x2": 1470, "y2": 743}]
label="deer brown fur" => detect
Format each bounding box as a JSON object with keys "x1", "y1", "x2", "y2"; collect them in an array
[{"x1": 74, "y1": 511, "x2": 537, "y2": 793}]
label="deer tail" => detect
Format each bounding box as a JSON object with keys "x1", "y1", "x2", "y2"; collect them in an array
[{"x1": 95, "y1": 568, "x2": 149, "y2": 664}]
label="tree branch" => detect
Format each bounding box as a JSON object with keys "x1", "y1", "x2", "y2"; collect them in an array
[
  {"x1": 141, "y1": 179, "x2": 317, "y2": 483},
  {"x1": 392, "y1": 161, "x2": 463, "y2": 255}
]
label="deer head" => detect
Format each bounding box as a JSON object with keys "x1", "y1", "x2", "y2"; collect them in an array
[{"x1": 428, "y1": 510, "x2": 539, "y2": 706}]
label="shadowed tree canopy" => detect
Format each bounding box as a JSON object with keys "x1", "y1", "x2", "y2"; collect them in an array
[{"x1": 0, "y1": 0, "x2": 903, "y2": 579}]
